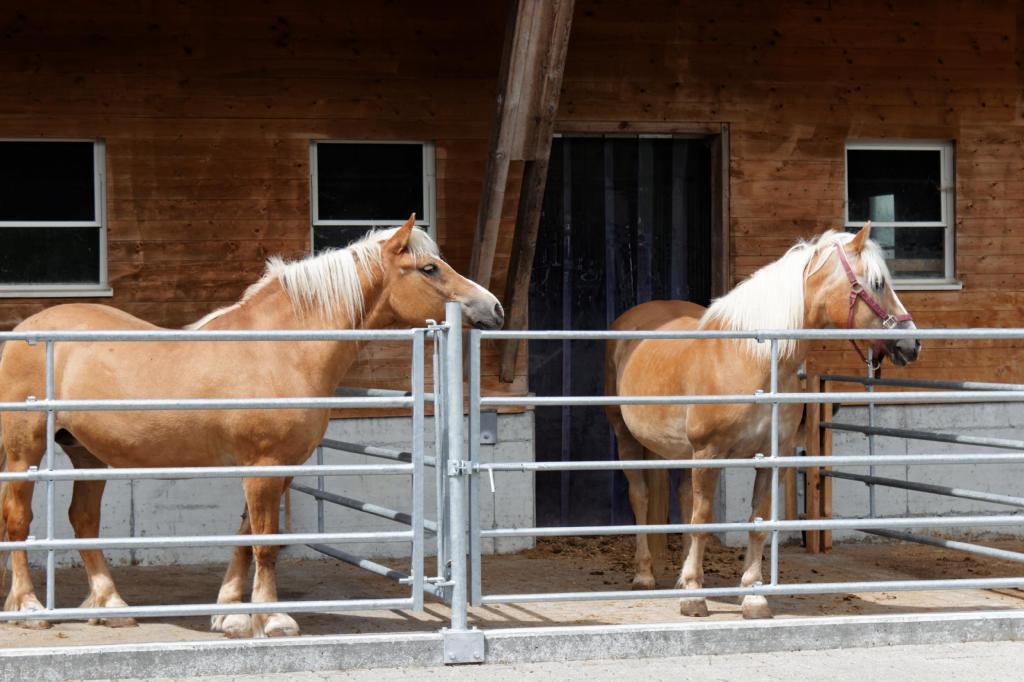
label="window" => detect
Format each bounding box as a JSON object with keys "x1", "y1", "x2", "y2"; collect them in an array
[
  {"x1": 310, "y1": 141, "x2": 435, "y2": 252},
  {"x1": 0, "y1": 140, "x2": 109, "y2": 296},
  {"x1": 845, "y1": 141, "x2": 956, "y2": 287}
]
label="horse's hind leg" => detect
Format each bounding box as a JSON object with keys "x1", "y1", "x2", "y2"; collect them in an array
[
  {"x1": 210, "y1": 506, "x2": 253, "y2": 637},
  {"x1": 609, "y1": 410, "x2": 657, "y2": 589},
  {"x1": 677, "y1": 462, "x2": 721, "y2": 617},
  {"x1": 65, "y1": 445, "x2": 136, "y2": 627},
  {"x1": 243, "y1": 475, "x2": 298, "y2": 638},
  {"x1": 739, "y1": 467, "x2": 773, "y2": 619},
  {"x1": 2, "y1": 479, "x2": 49, "y2": 628},
  {"x1": 2, "y1": 417, "x2": 49, "y2": 628}
]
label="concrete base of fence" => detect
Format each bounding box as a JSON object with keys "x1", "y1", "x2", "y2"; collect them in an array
[{"x1": 6, "y1": 610, "x2": 1024, "y2": 680}]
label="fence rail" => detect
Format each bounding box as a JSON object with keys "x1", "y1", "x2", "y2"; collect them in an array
[
  {"x1": 465, "y1": 323, "x2": 1024, "y2": 621},
  {"x1": 3, "y1": 312, "x2": 1024, "y2": 664}
]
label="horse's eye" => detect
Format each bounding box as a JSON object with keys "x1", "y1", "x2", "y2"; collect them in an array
[{"x1": 420, "y1": 263, "x2": 438, "y2": 276}]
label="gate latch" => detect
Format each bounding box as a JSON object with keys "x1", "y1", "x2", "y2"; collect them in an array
[{"x1": 447, "y1": 459, "x2": 472, "y2": 476}]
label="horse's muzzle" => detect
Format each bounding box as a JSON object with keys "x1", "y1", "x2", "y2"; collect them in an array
[
  {"x1": 463, "y1": 298, "x2": 505, "y2": 330},
  {"x1": 884, "y1": 322, "x2": 921, "y2": 366}
]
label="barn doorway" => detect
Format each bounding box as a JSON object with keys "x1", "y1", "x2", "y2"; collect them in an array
[{"x1": 528, "y1": 135, "x2": 719, "y2": 526}]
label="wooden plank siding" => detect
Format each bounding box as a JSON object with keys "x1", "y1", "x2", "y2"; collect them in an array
[
  {"x1": 557, "y1": 0, "x2": 1024, "y2": 383},
  {"x1": 1, "y1": 0, "x2": 1024, "y2": 402},
  {"x1": 0, "y1": 0, "x2": 528, "y2": 410}
]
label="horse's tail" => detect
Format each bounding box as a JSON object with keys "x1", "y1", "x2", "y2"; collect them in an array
[{"x1": 645, "y1": 457, "x2": 669, "y2": 568}]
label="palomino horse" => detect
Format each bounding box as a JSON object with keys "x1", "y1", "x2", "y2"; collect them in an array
[
  {"x1": 0, "y1": 215, "x2": 503, "y2": 637},
  {"x1": 605, "y1": 224, "x2": 920, "y2": 619}
]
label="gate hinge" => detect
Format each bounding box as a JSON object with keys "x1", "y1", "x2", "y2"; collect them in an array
[{"x1": 442, "y1": 628, "x2": 485, "y2": 665}]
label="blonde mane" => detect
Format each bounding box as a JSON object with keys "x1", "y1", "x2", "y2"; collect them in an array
[
  {"x1": 188, "y1": 226, "x2": 439, "y2": 329},
  {"x1": 701, "y1": 229, "x2": 890, "y2": 362}
]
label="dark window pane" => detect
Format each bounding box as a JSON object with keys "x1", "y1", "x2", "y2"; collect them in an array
[
  {"x1": 312, "y1": 225, "x2": 375, "y2": 253},
  {"x1": 847, "y1": 149, "x2": 942, "y2": 222},
  {"x1": 849, "y1": 225, "x2": 945, "y2": 279},
  {"x1": 0, "y1": 227, "x2": 101, "y2": 284},
  {"x1": 316, "y1": 143, "x2": 424, "y2": 221},
  {"x1": 0, "y1": 142, "x2": 96, "y2": 221}
]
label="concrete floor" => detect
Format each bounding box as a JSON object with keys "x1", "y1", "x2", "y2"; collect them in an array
[{"x1": 133, "y1": 640, "x2": 1024, "y2": 681}]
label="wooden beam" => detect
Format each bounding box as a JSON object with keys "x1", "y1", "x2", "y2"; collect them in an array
[
  {"x1": 498, "y1": 158, "x2": 548, "y2": 381},
  {"x1": 495, "y1": 0, "x2": 574, "y2": 382},
  {"x1": 470, "y1": 0, "x2": 575, "y2": 292}
]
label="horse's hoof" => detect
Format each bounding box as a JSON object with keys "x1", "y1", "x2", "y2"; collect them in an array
[
  {"x1": 11, "y1": 617, "x2": 51, "y2": 630},
  {"x1": 631, "y1": 575, "x2": 657, "y2": 590},
  {"x1": 211, "y1": 613, "x2": 253, "y2": 638},
  {"x1": 679, "y1": 597, "x2": 709, "y2": 617},
  {"x1": 741, "y1": 595, "x2": 773, "y2": 620},
  {"x1": 264, "y1": 613, "x2": 300, "y2": 638},
  {"x1": 8, "y1": 601, "x2": 51, "y2": 629},
  {"x1": 90, "y1": 616, "x2": 137, "y2": 628}
]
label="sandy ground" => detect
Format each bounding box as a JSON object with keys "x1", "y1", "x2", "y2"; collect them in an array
[{"x1": 2, "y1": 536, "x2": 1023, "y2": 649}]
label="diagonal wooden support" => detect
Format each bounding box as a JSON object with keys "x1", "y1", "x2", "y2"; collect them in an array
[
  {"x1": 468, "y1": 0, "x2": 573, "y2": 382},
  {"x1": 469, "y1": 0, "x2": 575, "y2": 300}
]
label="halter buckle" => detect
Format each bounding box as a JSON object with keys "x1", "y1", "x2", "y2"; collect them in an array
[{"x1": 881, "y1": 315, "x2": 899, "y2": 330}]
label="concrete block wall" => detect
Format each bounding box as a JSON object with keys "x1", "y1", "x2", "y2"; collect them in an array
[
  {"x1": 720, "y1": 402, "x2": 1024, "y2": 546},
  {"x1": 27, "y1": 412, "x2": 535, "y2": 567}
]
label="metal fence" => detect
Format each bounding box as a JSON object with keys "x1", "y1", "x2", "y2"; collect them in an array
[
  {"x1": 4, "y1": 303, "x2": 1024, "y2": 664},
  {"x1": 0, "y1": 325, "x2": 442, "y2": 623},
  {"x1": 464, "y1": 324, "x2": 1024, "y2": 614}
]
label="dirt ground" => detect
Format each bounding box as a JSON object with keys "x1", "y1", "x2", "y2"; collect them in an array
[{"x1": 2, "y1": 536, "x2": 1023, "y2": 649}]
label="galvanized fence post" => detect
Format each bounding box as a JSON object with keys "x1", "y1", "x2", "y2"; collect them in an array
[
  {"x1": 769, "y1": 338, "x2": 780, "y2": 586},
  {"x1": 867, "y1": 346, "x2": 877, "y2": 518},
  {"x1": 468, "y1": 328, "x2": 483, "y2": 606},
  {"x1": 44, "y1": 340, "x2": 56, "y2": 611},
  {"x1": 441, "y1": 301, "x2": 484, "y2": 664},
  {"x1": 432, "y1": 322, "x2": 450, "y2": 588},
  {"x1": 411, "y1": 329, "x2": 426, "y2": 611}
]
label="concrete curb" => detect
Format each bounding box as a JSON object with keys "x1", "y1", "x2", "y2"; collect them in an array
[{"x1": 4, "y1": 610, "x2": 1023, "y2": 680}]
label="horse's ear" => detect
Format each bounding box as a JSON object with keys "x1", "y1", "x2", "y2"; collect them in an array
[
  {"x1": 385, "y1": 214, "x2": 416, "y2": 255},
  {"x1": 849, "y1": 221, "x2": 872, "y2": 253}
]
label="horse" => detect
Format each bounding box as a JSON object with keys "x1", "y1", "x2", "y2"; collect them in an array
[
  {"x1": 0, "y1": 215, "x2": 503, "y2": 637},
  {"x1": 604, "y1": 223, "x2": 920, "y2": 619}
]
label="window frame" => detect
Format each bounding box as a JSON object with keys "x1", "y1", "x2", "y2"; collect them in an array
[
  {"x1": 0, "y1": 138, "x2": 111, "y2": 297},
  {"x1": 309, "y1": 140, "x2": 436, "y2": 252},
  {"x1": 844, "y1": 139, "x2": 959, "y2": 290}
]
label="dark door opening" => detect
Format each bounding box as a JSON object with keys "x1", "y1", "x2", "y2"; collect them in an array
[{"x1": 528, "y1": 135, "x2": 716, "y2": 527}]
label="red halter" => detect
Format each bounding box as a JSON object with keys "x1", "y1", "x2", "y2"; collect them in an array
[{"x1": 834, "y1": 243, "x2": 913, "y2": 371}]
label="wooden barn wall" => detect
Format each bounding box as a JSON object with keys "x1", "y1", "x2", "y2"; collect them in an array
[
  {"x1": 560, "y1": 0, "x2": 1024, "y2": 382},
  {"x1": 0, "y1": 0, "x2": 527, "y2": 404},
  {"x1": 3, "y1": 0, "x2": 1024, "y2": 396}
]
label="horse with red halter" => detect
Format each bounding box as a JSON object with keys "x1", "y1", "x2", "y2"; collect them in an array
[
  {"x1": 1, "y1": 215, "x2": 503, "y2": 637},
  {"x1": 605, "y1": 223, "x2": 920, "y2": 619}
]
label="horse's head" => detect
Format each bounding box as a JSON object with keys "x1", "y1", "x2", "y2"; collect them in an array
[
  {"x1": 379, "y1": 215, "x2": 504, "y2": 330},
  {"x1": 810, "y1": 223, "x2": 921, "y2": 367}
]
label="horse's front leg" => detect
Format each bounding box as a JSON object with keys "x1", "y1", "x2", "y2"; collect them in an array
[
  {"x1": 739, "y1": 467, "x2": 773, "y2": 619},
  {"x1": 210, "y1": 505, "x2": 253, "y2": 637},
  {"x1": 242, "y1": 476, "x2": 298, "y2": 638},
  {"x1": 677, "y1": 463, "x2": 720, "y2": 617}
]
